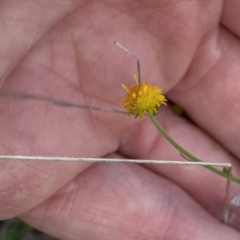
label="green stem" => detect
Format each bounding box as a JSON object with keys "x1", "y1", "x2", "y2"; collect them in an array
[{"x1": 148, "y1": 114, "x2": 240, "y2": 184}]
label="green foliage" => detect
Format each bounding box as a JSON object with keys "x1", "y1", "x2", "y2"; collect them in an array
[
  {"x1": 2, "y1": 219, "x2": 33, "y2": 240},
  {"x1": 171, "y1": 104, "x2": 184, "y2": 115}
]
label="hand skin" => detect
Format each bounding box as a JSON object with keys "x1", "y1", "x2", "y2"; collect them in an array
[{"x1": 0, "y1": 0, "x2": 240, "y2": 239}]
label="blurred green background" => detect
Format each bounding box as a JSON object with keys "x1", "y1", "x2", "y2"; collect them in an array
[{"x1": 0, "y1": 219, "x2": 57, "y2": 240}]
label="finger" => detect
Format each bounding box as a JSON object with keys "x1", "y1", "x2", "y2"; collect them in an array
[
  {"x1": 221, "y1": 0, "x2": 240, "y2": 38},
  {"x1": 167, "y1": 26, "x2": 240, "y2": 159},
  {"x1": 119, "y1": 106, "x2": 240, "y2": 225},
  {"x1": 20, "y1": 162, "x2": 240, "y2": 240},
  {"x1": 0, "y1": 0, "x2": 79, "y2": 84}
]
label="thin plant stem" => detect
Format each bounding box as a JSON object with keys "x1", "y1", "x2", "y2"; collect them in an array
[{"x1": 148, "y1": 114, "x2": 240, "y2": 184}]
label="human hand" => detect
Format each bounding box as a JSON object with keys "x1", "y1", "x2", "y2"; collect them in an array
[{"x1": 1, "y1": 1, "x2": 240, "y2": 239}]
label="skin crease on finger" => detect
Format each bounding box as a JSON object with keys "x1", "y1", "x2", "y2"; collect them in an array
[{"x1": 0, "y1": 0, "x2": 240, "y2": 239}]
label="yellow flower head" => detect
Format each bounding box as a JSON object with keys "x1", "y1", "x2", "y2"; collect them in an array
[{"x1": 121, "y1": 74, "x2": 167, "y2": 119}]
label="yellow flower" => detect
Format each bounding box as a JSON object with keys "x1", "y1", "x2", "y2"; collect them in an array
[{"x1": 121, "y1": 74, "x2": 167, "y2": 119}]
